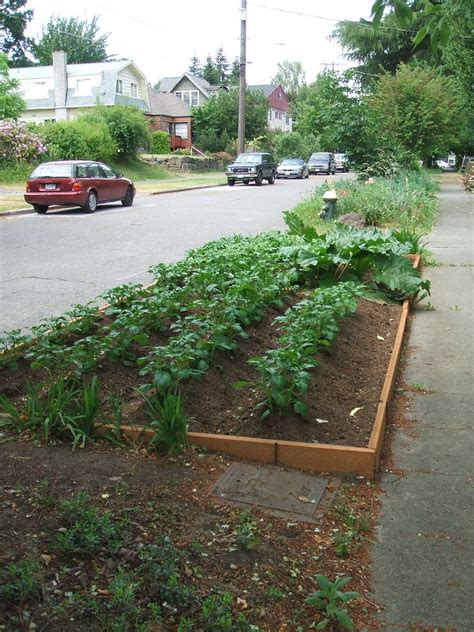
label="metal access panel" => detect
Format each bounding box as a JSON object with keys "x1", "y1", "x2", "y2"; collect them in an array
[{"x1": 211, "y1": 462, "x2": 339, "y2": 523}]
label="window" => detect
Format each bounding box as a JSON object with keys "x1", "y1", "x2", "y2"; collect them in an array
[
  {"x1": 76, "y1": 78, "x2": 91, "y2": 96},
  {"x1": 175, "y1": 123, "x2": 188, "y2": 139},
  {"x1": 175, "y1": 90, "x2": 198, "y2": 106},
  {"x1": 88, "y1": 164, "x2": 104, "y2": 178},
  {"x1": 268, "y1": 110, "x2": 272, "y2": 120},
  {"x1": 116, "y1": 80, "x2": 123, "y2": 94},
  {"x1": 101, "y1": 164, "x2": 117, "y2": 179},
  {"x1": 286, "y1": 114, "x2": 290, "y2": 125},
  {"x1": 76, "y1": 165, "x2": 88, "y2": 178},
  {"x1": 131, "y1": 83, "x2": 138, "y2": 98}
]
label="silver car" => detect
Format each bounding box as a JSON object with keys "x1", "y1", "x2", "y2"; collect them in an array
[
  {"x1": 335, "y1": 153, "x2": 349, "y2": 172},
  {"x1": 276, "y1": 158, "x2": 309, "y2": 179}
]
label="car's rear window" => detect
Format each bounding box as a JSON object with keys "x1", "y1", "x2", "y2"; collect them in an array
[
  {"x1": 235, "y1": 153, "x2": 265, "y2": 164},
  {"x1": 30, "y1": 164, "x2": 75, "y2": 179},
  {"x1": 281, "y1": 159, "x2": 302, "y2": 165},
  {"x1": 310, "y1": 153, "x2": 330, "y2": 160}
]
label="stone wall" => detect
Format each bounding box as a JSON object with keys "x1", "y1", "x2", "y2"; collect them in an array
[{"x1": 141, "y1": 154, "x2": 224, "y2": 171}]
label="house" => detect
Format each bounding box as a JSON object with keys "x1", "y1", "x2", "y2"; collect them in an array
[
  {"x1": 248, "y1": 84, "x2": 292, "y2": 132},
  {"x1": 147, "y1": 88, "x2": 192, "y2": 151},
  {"x1": 157, "y1": 72, "x2": 223, "y2": 107},
  {"x1": 9, "y1": 51, "x2": 150, "y2": 123}
]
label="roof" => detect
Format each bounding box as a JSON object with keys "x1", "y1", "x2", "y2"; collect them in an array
[
  {"x1": 157, "y1": 72, "x2": 221, "y2": 96},
  {"x1": 147, "y1": 88, "x2": 191, "y2": 117},
  {"x1": 248, "y1": 84, "x2": 277, "y2": 97},
  {"x1": 9, "y1": 59, "x2": 146, "y2": 81}
]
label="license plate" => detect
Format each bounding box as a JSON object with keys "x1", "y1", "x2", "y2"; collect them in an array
[{"x1": 44, "y1": 183, "x2": 56, "y2": 190}]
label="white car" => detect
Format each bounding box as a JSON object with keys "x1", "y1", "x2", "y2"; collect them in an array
[
  {"x1": 276, "y1": 158, "x2": 309, "y2": 179},
  {"x1": 335, "y1": 153, "x2": 349, "y2": 172}
]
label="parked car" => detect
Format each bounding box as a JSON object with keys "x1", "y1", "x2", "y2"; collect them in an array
[
  {"x1": 24, "y1": 160, "x2": 136, "y2": 214},
  {"x1": 335, "y1": 153, "x2": 349, "y2": 172},
  {"x1": 461, "y1": 155, "x2": 474, "y2": 171},
  {"x1": 276, "y1": 158, "x2": 309, "y2": 179},
  {"x1": 307, "y1": 152, "x2": 336, "y2": 175},
  {"x1": 226, "y1": 152, "x2": 277, "y2": 186}
]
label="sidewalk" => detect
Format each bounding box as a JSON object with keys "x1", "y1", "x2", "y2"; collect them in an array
[{"x1": 371, "y1": 177, "x2": 474, "y2": 629}]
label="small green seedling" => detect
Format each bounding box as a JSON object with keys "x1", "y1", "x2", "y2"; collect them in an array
[{"x1": 305, "y1": 575, "x2": 359, "y2": 631}]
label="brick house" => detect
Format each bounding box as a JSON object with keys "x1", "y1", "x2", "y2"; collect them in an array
[{"x1": 146, "y1": 88, "x2": 192, "y2": 151}]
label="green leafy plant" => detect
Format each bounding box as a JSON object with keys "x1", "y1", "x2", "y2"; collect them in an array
[
  {"x1": 231, "y1": 510, "x2": 260, "y2": 551},
  {"x1": 0, "y1": 560, "x2": 40, "y2": 605},
  {"x1": 305, "y1": 575, "x2": 360, "y2": 630},
  {"x1": 140, "y1": 389, "x2": 189, "y2": 455},
  {"x1": 55, "y1": 491, "x2": 121, "y2": 555}
]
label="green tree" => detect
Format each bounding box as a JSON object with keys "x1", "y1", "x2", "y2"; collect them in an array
[
  {"x1": 188, "y1": 55, "x2": 201, "y2": 76},
  {"x1": 332, "y1": 11, "x2": 439, "y2": 89},
  {"x1": 273, "y1": 131, "x2": 317, "y2": 161},
  {"x1": 214, "y1": 47, "x2": 229, "y2": 84},
  {"x1": 271, "y1": 60, "x2": 306, "y2": 102},
  {"x1": 371, "y1": 0, "x2": 473, "y2": 50},
  {"x1": 0, "y1": 52, "x2": 25, "y2": 119},
  {"x1": 192, "y1": 88, "x2": 268, "y2": 152},
  {"x1": 371, "y1": 64, "x2": 462, "y2": 161},
  {"x1": 293, "y1": 70, "x2": 353, "y2": 151},
  {"x1": 229, "y1": 58, "x2": 240, "y2": 85},
  {"x1": 33, "y1": 15, "x2": 111, "y2": 65},
  {"x1": 201, "y1": 54, "x2": 220, "y2": 85},
  {"x1": 80, "y1": 105, "x2": 150, "y2": 159},
  {"x1": 0, "y1": 0, "x2": 33, "y2": 66}
]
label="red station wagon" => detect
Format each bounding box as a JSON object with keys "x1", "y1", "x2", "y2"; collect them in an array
[{"x1": 24, "y1": 160, "x2": 136, "y2": 214}]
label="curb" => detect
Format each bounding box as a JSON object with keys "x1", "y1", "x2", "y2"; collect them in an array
[{"x1": 0, "y1": 183, "x2": 226, "y2": 218}]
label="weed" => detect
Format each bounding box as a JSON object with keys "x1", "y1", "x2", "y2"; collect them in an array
[
  {"x1": 332, "y1": 502, "x2": 370, "y2": 557},
  {"x1": 64, "y1": 375, "x2": 101, "y2": 449},
  {"x1": 35, "y1": 477, "x2": 56, "y2": 511},
  {"x1": 264, "y1": 585, "x2": 285, "y2": 601},
  {"x1": 141, "y1": 389, "x2": 189, "y2": 455},
  {"x1": 139, "y1": 538, "x2": 193, "y2": 610},
  {"x1": 0, "y1": 559, "x2": 40, "y2": 605},
  {"x1": 305, "y1": 575, "x2": 359, "y2": 631},
  {"x1": 54, "y1": 491, "x2": 121, "y2": 555},
  {"x1": 231, "y1": 510, "x2": 260, "y2": 552},
  {"x1": 200, "y1": 592, "x2": 254, "y2": 631},
  {"x1": 410, "y1": 382, "x2": 428, "y2": 393}
]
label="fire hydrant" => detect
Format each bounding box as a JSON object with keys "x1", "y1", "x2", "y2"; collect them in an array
[{"x1": 320, "y1": 189, "x2": 338, "y2": 220}]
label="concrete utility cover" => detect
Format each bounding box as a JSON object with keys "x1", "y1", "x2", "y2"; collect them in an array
[{"x1": 211, "y1": 463, "x2": 338, "y2": 522}]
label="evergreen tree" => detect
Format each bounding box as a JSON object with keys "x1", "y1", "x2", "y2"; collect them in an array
[
  {"x1": 188, "y1": 55, "x2": 201, "y2": 77},
  {"x1": 214, "y1": 47, "x2": 229, "y2": 84},
  {"x1": 229, "y1": 58, "x2": 240, "y2": 85},
  {"x1": 202, "y1": 54, "x2": 220, "y2": 85}
]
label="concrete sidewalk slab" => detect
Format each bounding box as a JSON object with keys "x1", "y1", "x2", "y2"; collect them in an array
[{"x1": 371, "y1": 177, "x2": 474, "y2": 631}]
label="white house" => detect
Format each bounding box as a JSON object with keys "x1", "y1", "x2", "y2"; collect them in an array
[{"x1": 9, "y1": 51, "x2": 150, "y2": 123}]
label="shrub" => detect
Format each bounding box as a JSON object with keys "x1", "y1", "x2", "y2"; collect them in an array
[
  {"x1": 42, "y1": 119, "x2": 118, "y2": 162},
  {"x1": 151, "y1": 130, "x2": 171, "y2": 154},
  {"x1": 273, "y1": 131, "x2": 318, "y2": 162},
  {"x1": 80, "y1": 104, "x2": 151, "y2": 158},
  {"x1": 462, "y1": 165, "x2": 474, "y2": 192},
  {"x1": 0, "y1": 121, "x2": 47, "y2": 164}
]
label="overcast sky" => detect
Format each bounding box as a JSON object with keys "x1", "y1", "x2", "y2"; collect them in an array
[{"x1": 24, "y1": 0, "x2": 373, "y2": 85}]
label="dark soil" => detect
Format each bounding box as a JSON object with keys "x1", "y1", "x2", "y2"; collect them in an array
[
  {"x1": 0, "y1": 439, "x2": 381, "y2": 631},
  {"x1": 0, "y1": 298, "x2": 401, "y2": 449}
]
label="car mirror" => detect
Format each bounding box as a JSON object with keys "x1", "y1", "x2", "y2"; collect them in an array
[{"x1": 115, "y1": 172, "x2": 122, "y2": 178}]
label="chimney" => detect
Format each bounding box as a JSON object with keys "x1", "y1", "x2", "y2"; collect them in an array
[{"x1": 53, "y1": 50, "x2": 68, "y2": 120}]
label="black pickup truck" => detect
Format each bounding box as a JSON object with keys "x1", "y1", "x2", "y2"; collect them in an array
[{"x1": 226, "y1": 152, "x2": 277, "y2": 186}]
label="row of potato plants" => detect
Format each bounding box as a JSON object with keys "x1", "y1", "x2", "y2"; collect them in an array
[{"x1": 0, "y1": 224, "x2": 429, "y2": 446}]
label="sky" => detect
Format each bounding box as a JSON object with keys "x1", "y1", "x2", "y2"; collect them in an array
[{"x1": 24, "y1": 0, "x2": 374, "y2": 85}]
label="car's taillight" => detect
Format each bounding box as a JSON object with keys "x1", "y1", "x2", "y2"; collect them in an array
[
  {"x1": 71, "y1": 181, "x2": 82, "y2": 192},
  {"x1": 26, "y1": 184, "x2": 30, "y2": 192}
]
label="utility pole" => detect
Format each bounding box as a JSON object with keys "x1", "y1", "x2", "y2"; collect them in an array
[{"x1": 238, "y1": 0, "x2": 247, "y2": 154}]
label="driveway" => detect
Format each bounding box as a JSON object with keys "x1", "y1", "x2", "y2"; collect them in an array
[{"x1": 0, "y1": 176, "x2": 348, "y2": 333}]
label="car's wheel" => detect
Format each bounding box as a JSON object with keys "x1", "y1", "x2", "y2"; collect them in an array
[
  {"x1": 243, "y1": 179, "x2": 250, "y2": 185},
  {"x1": 255, "y1": 171, "x2": 263, "y2": 186},
  {"x1": 305, "y1": 171, "x2": 309, "y2": 179},
  {"x1": 83, "y1": 190, "x2": 98, "y2": 213},
  {"x1": 227, "y1": 179, "x2": 235, "y2": 186},
  {"x1": 122, "y1": 186, "x2": 134, "y2": 207},
  {"x1": 33, "y1": 204, "x2": 48, "y2": 214},
  {"x1": 332, "y1": 169, "x2": 336, "y2": 175},
  {"x1": 345, "y1": 166, "x2": 350, "y2": 173},
  {"x1": 268, "y1": 170, "x2": 276, "y2": 184}
]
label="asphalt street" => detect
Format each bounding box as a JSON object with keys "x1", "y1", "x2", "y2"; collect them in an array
[{"x1": 0, "y1": 175, "x2": 348, "y2": 333}]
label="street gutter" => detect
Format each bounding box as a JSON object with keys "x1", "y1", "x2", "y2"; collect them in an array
[{"x1": 0, "y1": 183, "x2": 226, "y2": 218}]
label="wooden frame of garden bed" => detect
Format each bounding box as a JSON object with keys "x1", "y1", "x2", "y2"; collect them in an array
[{"x1": 98, "y1": 255, "x2": 420, "y2": 481}]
